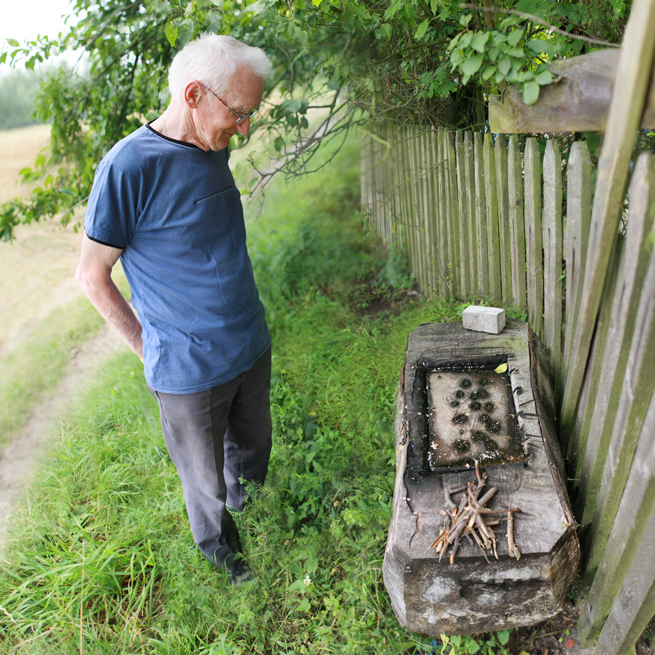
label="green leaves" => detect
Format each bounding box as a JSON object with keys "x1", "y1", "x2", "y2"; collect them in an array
[
  {"x1": 164, "y1": 21, "x2": 178, "y2": 47},
  {"x1": 461, "y1": 53, "x2": 483, "y2": 83},
  {"x1": 208, "y1": 10, "x2": 222, "y2": 32},
  {"x1": 522, "y1": 81, "x2": 540, "y2": 105},
  {"x1": 507, "y1": 28, "x2": 524, "y2": 47},
  {"x1": 0, "y1": 0, "x2": 633, "y2": 241},
  {"x1": 414, "y1": 19, "x2": 430, "y2": 40},
  {"x1": 498, "y1": 57, "x2": 511, "y2": 76},
  {"x1": 470, "y1": 31, "x2": 489, "y2": 53},
  {"x1": 448, "y1": 14, "x2": 561, "y2": 107},
  {"x1": 535, "y1": 69, "x2": 554, "y2": 85},
  {"x1": 177, "y1": 19, "x2": 195, "y2": 46},
  {"x1": 527, "y1": 38, "x2": 549, "y2": 53}
]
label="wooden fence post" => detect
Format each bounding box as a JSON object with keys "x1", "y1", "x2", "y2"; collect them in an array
[
  {"x1": 474, "y1": 132, "x2": 489, "y2": 298},
  {"x1": 524, "y1": 138, "x2": 543, "y2": 341},
  {"x1": 423, "y1": 129, "x2": 437, "y2": 296},
  {"x1": 380, "y1": 125, "x2": 392, "y2": 244},
  {"x1": 577, "y1": 387, "x2": 655, "y2": 649},
  {"x1": 569, "y1": 239, "x2": 624, "y2": 486},
  {"x1": 421, "y1": 129, "x2": 437, "y2": 296},
  {"x1": 455, "y1": 131, "x2": 470, "y2": 295},
  {"x1": 560, "y1": 0, "x2": 655, "y2": 436},
  {"x1": 543, "y1": 139, "x2": 564, "y2": 393},
  {"x1": 590, "y1": 505, "x2": 655, "y2": 655},
  {"x1": 580, "y1": 155, "x2": 655, "y2": 587},
  {"x1": 495, "y1": 135, "x2": 513, "y2": 303},
  {"x1": 410, "y1": 128, "x2": 426, "y2": 292},
  {"x1": 401, "y1": 129, "x2": 417, "y2": 283},
  {"x1": 563, "y1": 142, "x2": 593, "y2": 378},
  {"x1": 446, "y1": 130, "x2": 461, "y2": 297},
  {"x1": 508, "y1": 135, "x2": 527, "y2": 310},
  {"x1": 574, "y1": 153, "x2": 655, "y2": 519},
  {"x1": 464, "y1": 131, "x2": 478, "y2": 297},
  {"x1": 437, "y1": 128, "x2": 450, "y2": 296},
  {"x1": 484, "y1": 134, "x2": 501, "y2": 303},
  {"x1": 429, "y1": 129, "x2": 445, "y2": 296}
]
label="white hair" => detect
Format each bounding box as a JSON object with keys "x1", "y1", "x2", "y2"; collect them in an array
[{"x1": 168, "y1": 34, "x2": 272, "y2": 99}]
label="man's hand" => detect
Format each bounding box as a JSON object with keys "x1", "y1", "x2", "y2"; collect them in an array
[{"x1": 76, "y1": 234, "x2": 144, "y2": 362}]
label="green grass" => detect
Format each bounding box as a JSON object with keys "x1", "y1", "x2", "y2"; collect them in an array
[{"x1": 0, "y1": 138, "x2": 507, "y2": 654}]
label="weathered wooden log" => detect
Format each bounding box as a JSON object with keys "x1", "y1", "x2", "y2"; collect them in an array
[
  {"x1": 489, "y1": 49, "x2": 655, "y2": 134},
  {"x1": 383, "y1": 320, "x2": 579, "y2": 636}
]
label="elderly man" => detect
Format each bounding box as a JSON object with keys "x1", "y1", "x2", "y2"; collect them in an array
[{"x1": 76, "y1": 34, "x2": 273, "y2": 584}]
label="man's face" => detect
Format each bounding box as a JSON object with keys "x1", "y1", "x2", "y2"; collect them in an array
[{"x1": 191, "y1": 66, "x2": 264, "y2": 152}]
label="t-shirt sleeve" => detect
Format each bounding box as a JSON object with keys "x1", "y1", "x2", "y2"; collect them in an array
[{"x1": 84, "y1": 160, "x2": 140, "y2": 249}]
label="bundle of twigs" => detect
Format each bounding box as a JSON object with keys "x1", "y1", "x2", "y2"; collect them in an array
[{"x1": 430, "y1": 461, "x2": 522, "y2": 564}]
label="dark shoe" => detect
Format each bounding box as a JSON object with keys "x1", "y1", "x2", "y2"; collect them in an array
[{"x1": 226, "y1": 554, "x2": 254, "y2": 586}]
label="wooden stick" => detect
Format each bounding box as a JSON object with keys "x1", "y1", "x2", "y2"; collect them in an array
[{"x1": 508, "y1": 511, "x2": 521, "y2": 560}]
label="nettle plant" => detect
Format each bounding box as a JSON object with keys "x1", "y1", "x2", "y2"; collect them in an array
[{"x1": 449, "y1": 13, "x2": 556, "y2": 106}]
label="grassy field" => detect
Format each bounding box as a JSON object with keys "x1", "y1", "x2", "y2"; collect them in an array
[
  {"x1": 0, "y1": 126, "x2": 131, "y2": 448},
  {"x1": 0, "y1": 136, "x2": 497, "y2": 655}
]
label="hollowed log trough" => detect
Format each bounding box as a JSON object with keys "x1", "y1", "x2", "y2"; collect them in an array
[{"x1": 383, "y1": 320, "x2": 580, "y2": 636}]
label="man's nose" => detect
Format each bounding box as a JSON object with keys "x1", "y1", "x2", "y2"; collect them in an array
[{"x1": 236, "y1": 118, "x2": 250, "y2": 136}]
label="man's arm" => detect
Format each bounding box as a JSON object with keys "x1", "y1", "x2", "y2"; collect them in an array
[{"x1": 76, "y1": 234, "x2": 144, "y2": 362}]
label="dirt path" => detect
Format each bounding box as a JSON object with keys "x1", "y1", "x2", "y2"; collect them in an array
[{"x1": 0, "y1": 322, "x2": 128, "y2": 542}]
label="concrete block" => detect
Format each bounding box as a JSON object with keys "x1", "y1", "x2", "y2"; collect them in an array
[{"x1": 462, "y1": 305, "x2": 506, "y2": 334}]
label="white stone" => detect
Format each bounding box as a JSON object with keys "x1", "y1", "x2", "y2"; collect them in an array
[{"x1": 461, "y1": 305, "x2": 506, "y2": 334}]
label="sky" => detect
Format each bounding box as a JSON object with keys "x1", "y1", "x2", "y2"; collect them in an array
[{"x1": 0, "y1": 0, "x2": 76, "y2": 74}]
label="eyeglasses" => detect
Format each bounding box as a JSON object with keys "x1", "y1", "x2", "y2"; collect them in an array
[{"x1": 201, "y1": 83, "x2": 258, "y2": 125}]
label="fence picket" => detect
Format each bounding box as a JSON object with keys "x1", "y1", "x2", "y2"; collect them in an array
[
  {"x1": 423, "y1": 130, "x2": 436, "y2": 296},
  {"x1": 576, "y1": 153, "x2": 655, "y2": 526},
  {"x1": 410, "y1": 129, "x2": 426, "y2": 291},
  {"x1": 583, "y1": 221, "x2": 655, "y2": 586},
  {"x1": 508, "y1": 135, "x2": 527, "y2": 309},
  {"x1": 484, "y1": 134, "x2": 501, "y2": 302},
  {"x1": 569, "y1": 239, "x2": 624, "y2": 483},
  {"x1": 560, "y1": 0, "x2": 655, "y2": 440},
  {"x1": 447, "y1": 131, "x2": 461, "y2": 297},
  {"x1": 474, "y1": 132, "x2": 489, "y2": 297},
  {"x1": 387, "y1": 130, "x2": 399, "y2": 248},
  {"x1": 437, "y1": 128, "x2": 450, "y2": 296},
  {"x1": 592, "y1": 505, "x2": 655, "y2": 655},
  {"x1": 495, "y1": 135, "x2": 512, "y2": 303},
  {"x1": 464, "y1": 132, "x2": 478, "y2": 297},
  {"x1": 577, "y1": 389, "x2": 655, "y2": 649},
  {"x1": 421, "y1": 130, "x2": 437, "y2": 295},
  {"x1": 524, "y1": 138, "x2": 543, "y2": 340},
  {"x1": 563, "y1": 142, "x2": 593, "y2": 375},
  {"x1": 403, "y1": 129, "x2": 419, "y2": 284},
  {"x1": 398, "y1": 129, "x2": 412, "y2": 268},
  {"x1": 360, "y1": 133, "x2": 372, "y2": 219},
  {"x1": 543, "y1": 139, "x2": 564, "y2": 392},
  {"x1": 380, "y1": 126, "x2": 392, "y2": 243},
  {"x1": 456, "y1": 131, "x2": 470, "y2": 295}
]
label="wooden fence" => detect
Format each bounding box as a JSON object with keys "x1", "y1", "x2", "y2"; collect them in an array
[{"x1": 360, "y1": 126, "x2": 655, "y2": 654}]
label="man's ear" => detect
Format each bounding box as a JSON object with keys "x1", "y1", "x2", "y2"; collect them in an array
[{"x1": 184, "y1": 81, "x2": 203, "y2": 109}]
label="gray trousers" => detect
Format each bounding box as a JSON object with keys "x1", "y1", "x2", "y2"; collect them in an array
[{"x1": 149, "y1": 347, "x2": 272, "y2": 567}]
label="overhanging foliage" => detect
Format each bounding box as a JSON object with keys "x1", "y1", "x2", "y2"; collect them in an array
[{"x1": 0, "y1": 0, "x2": 630, "y2": 241}]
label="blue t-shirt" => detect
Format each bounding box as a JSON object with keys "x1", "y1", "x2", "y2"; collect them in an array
[{"x1": 84, "y1": 124, "x2": 270, "y2": 394}]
